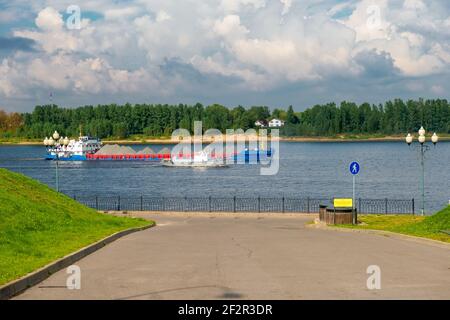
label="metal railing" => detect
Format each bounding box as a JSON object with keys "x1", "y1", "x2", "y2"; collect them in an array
[{"x1": 71, "y1": 195, "x2": 416, "y2": 214}]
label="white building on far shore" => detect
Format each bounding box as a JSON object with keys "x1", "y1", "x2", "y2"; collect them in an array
[{"x1": 268, "y1": 118, "x2": 285, "y2": 127}]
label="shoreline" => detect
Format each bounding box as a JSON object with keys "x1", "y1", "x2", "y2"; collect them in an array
[{"x1": 1, "y1": 135, "x2": 449, "y2": 146}]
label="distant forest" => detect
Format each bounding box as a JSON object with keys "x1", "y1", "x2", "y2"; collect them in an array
[{"x1": 0, "y1": 99, "x2": 449, "y2": 139}]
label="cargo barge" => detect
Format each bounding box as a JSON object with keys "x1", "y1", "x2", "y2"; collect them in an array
[{"x1": 44, "y1": 131, "x2": 272, "y2": 162}]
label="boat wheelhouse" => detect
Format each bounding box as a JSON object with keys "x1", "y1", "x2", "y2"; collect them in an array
[{"x1": 45, "y1": 132, "x2": 102, "y2": 161}]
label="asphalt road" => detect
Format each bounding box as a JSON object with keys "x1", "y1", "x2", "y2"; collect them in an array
[{"x1": 16, "y1": 213, "x2": 450, "y2": 300}]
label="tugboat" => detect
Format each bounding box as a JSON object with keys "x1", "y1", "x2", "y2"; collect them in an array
[{"x1": 44, "y1": 130, "x2": 102, "y2": 161}]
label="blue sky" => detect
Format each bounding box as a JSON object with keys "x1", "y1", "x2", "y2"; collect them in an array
[{"x1": 0, "y1": 0, "x2": 449, "y2": 112}]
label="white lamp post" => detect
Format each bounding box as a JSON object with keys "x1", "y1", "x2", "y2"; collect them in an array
[
  {"x1": 418, "y1": 134, "x2": 426, "y2": 144},
  {"x1": 405, "y1": 133, "x2": 413, "y2": 145},
  {"x1": 431, "y1": 132, "x2": 439, "y2": 145},
  {"x1": 45, "y1": 131, "x2": 62, "y2": 192},
  {"x1": 418, "y1": 126, "x2": 425, "y2": 136},
  {"x1": 406, "y1": 127, "x2": 439, "y2": 215}
]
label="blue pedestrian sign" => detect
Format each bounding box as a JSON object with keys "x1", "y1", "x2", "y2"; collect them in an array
[{"x1": 350, "y1": 162, "x2": 360, "y2": 175}]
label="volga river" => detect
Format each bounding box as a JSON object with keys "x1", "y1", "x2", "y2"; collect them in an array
[{"x1": 0, "y1": 141, "x2": 448, "y2": 213}]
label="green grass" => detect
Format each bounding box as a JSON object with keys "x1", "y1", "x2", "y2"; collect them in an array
[
  {"x1": 335, "y1": 206, "x2": 450, "y2": 243},
  {"x1": 0, "y1": 169, "x2": 153, "y2": 285}
]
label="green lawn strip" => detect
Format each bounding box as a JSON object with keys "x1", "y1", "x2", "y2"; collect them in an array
[
  {"x1": 333, "y1": 206, "x2": 450, "y2": 243},
  {"x1": 0, "y1": 168, "x2": 153, "y2": 285}
]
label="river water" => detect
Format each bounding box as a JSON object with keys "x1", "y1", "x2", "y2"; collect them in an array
[{"x1": 0, "y1": 141, "x2": 448, "y2": 213}]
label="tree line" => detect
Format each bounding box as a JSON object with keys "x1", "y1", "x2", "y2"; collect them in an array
[
  {"x1": 0, "y1": 99, "x2": 448, "y2": 139},
  {"x1": 0, "y1": 110, "x2": 23, "y2": 135}
]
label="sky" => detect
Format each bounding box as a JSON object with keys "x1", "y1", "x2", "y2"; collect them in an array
[{"x1": 0, "y1": 0, "x2": 449, "y2": 112}]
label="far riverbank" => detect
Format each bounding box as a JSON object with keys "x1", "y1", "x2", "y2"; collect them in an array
[{"x1": 1, "y1": 135, "x2": 449, "y2": 145}]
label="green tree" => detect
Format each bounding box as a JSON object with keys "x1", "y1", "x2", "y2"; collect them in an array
[{"x1": 286, "y1": 105, "x2": 299, "y2": 125}]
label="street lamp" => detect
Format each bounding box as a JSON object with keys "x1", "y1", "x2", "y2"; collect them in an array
[
  {"x1": 53, "y1": 130, "x2": 60, "y2": 141},
  {"x1": 44, "y1": 130, "x2": 64, "y2": 192},
  {"x1": 405, "y1": 127, "x2": 439, "y2": 216},
  {"x1": 431, "y1": 132, "x2": 439, "y2": 145}
]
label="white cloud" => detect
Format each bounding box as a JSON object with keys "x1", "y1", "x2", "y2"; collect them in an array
[
  {"x1": 0, "y1": 59, "x2": 21, "y2": 97},
  {"x1": 104, "y1": 6, "x2": 142, "y2": 20},
  {"x1": 214, "y1": 15, "x2": 249, "y2": 40},
  {"x1": 344, "y1": 0, "x2": 392, "y2": 42},
  {"x1": 14, "y1": 28, "x2": 79, "y2": 53},
  {"x1": 156, "y1": 10, "x2": 171, "y2": 22},
  {"x1": 344, "y1": 0, "x2": 449, "y2": 76},
  {"x1": 35, "y1": 7, "x2": 63, "y2": 30},
  {"x1": 220, "y1": 0, "x2": 266, "y2": 12},
  {"x1": 0, "y1": 0, "x2": 449, "y2": 109},
  {"x1": 2, "y1": 49, "x2": 158, "y2": 98},
  {"x1": 190, "y1": 54, "x2": 267, "y2": 89},
  {"x1": 400, "y1": 32, "x2": 424, "y2": 47},
  {"x1": 403, "y1": 0, "x2": 426, "y2": 10},
  {"x1": 280, "y1": 0, "x2": 293, "y2": 15}
]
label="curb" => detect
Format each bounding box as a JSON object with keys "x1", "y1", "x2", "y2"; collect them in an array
[
  {"x1": 308, "y1": 221, "x2": 450, "y2": 249},
  {"x1": 0, "y1": 224, "x2": 154, "y2": 300},
  {"x1": 120, "y1": 211, "x2": 319, "y2": 218}
]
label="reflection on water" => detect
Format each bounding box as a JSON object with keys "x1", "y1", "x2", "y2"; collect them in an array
[{"x1": 0, "y1": 141, "x2": 449, "y2": 213}]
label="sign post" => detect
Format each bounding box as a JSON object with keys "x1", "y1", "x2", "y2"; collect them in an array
[{"x1": 349, "y1": 161, "x2": 360, "y2": 225}]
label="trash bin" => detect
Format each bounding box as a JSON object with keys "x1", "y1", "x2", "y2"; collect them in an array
[
  {"x1": 319, "y1": 204, "x2": 327, "y2": 221},
  {"x1": 325, "y1": 207, "x2": 355, "y2": 225}
]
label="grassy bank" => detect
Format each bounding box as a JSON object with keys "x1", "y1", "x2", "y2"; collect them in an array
[
  {"x1": 0, "y1": 169, "x2": 153, "y2": 285},
  {"x1": 336, "y1": 206, "x2": 450, "y2": 243}
]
